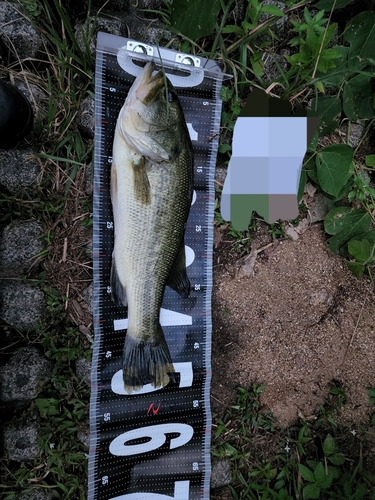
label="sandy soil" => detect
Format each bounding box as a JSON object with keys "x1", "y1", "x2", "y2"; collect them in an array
[{"x1": 211, "y1": 221, "x2": 375, "y2": 428}]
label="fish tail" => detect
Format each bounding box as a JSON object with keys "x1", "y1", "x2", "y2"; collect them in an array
[{"x1": 122, "y1": 327, "x2": 175, "y2": 393}]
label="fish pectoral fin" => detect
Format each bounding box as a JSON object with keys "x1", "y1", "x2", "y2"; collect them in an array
[
  {"x1": 122, "y1": 329, "x2": 175, "y2": 393},
  {"x1": 133, "y1": 156, "x2": 151, "y2": 204},
  {"x1": 110, "y1": 257, "x2": 127, "y2": 307},
  {"x1": 167, "y1": 239, "x2": 190, "y2": 298}
]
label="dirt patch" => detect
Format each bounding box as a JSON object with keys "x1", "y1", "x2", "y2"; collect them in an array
[{"x1": 211, "y1": 222, "x2": 375, "y2": 428}]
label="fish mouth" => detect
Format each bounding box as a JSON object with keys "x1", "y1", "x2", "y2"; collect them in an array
[{"x1": 135, "y1": 62, "x2": 165, "y2": 105}]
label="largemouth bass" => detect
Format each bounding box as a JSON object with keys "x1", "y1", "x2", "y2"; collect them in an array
[{"x1": 110, "y1": 62, "x2": 194, "y2": 393}]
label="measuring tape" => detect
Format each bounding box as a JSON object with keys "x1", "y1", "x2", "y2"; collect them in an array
[{"x1": 89, "y1": 33, "x2": 226, "y2": 499}]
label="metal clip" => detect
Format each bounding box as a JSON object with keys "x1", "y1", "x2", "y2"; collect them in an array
[
  {"x1": 126, "y1": 41, "x2": 153, "y2": 56},
  {"x1": 175, "y1": 54, "x2": 201, "y2": 68}
]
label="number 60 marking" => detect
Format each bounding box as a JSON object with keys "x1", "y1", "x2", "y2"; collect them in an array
[
  {"x1": 109, "y1": 423, "x2": 194, "y2": 456},
  {"x1": 110, "y1": 480, "x2": 189, "y2": 500}
]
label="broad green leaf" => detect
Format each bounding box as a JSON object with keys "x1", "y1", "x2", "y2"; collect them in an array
[
  {"x1": 346, "y1": 261, "x2": 365, "y2": 277},
  {"x1": 314, "y1": 462, "x2": 334, "y2": 488},
  {"x1": 344, "y1": 11, "x2": 375, "y2": 60},
  {"x1": 324, "y1": 207, "x2": 368, "y2": 235},
  {"x1": 304, "y1": 154, "x2": 318, "y2": 183},
  {"x1": 262, "y1": 4, "x2": 285, "y2": 16},
  {"x1": 348, "y1": 239, "x2": 373, "y2": 263},
  {"x1": 365, "y1": 154, "x2": 375, "y2": 167},
  {"x1": 313, "y1": 462, "x2": 326, "y2": 485},
  {"x1": 324, "y1": 208, "x2": 371, "y2": 254},
  {"x1": 322, "y1": 46, "x2": 350, "y2": 87},
  {"x1": 303, "y1": 483, "x2": 320, "y2": 499},
  {"x1": 170, "y1": 0, "x2": 221, "y2": 39},
  {"x1": 328, "y1": 454, "x2": 346, "y2": 465},
  {"x1": 221, "y1": 25, "x2": 244, "y2": 35},
  {"x1": 343, "y1": 74, "x2": 375, "y2": 120},
  {"x1": 316, "y1": 144, "x2": 353, "y2": 197},
  {"x1": 316, "y1": 0, "x2": 354, "y2": 9},
  {"x1": 323, "y1": 434, "x2": 338, "y2": 456},
  {"x1": 351, "y1": 230, "x2": 375, "y2": 246},
  {"x1": 298, "y1": 464, "x2": 315, "y2": 483},
  {"x1": 298, "y1": 167, "x2": 306, "y2": 202},
  {"x1": 219, "y1": 143, "x2": 232, "y2": 154},
  {"x1": 35, "y1": 398, "x2": 60, "y2": 418},
  {"x1": 311, "y1": 95, "x2": 341, "y2": 136}
]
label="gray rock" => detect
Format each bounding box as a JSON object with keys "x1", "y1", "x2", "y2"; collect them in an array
[
  {"x1": 78, "y1": 428, "x2": 90, "y2": 450},
  {"x1": 3, "y1": 413, "x2": 41, "y2": 461},
  {"x1": 215, "y1": 166, "x2": 227, "y2": 186},
  {"x1": 259, "y1": 1, "x2": 287, "y2": 38},
  {"x1": 0, "y1": 221, "x2": 45, "y2": 278},
  {"x1": 210, "y1": 459, "x2": 232, "y2": 489},
  {"x1": 75, "y1": 358, "x2": 91, "y2": 387},
  {"x1": 18, "y1": 489, "x2": 55, "y2": 500},
  {"x1": 0, "y1": 281, "x2": 45, "y2": 331},
  {"x1": 0, "y1": 149, "x2": 41, "y2": 195},
  {"x1": 74, "y1": 17, "x2": 124, "y2": 58},
  {"x1": 85, "y1": 163, "x2": 94, "y2": 195},
  {"x1": 262, "y1": 50, "x2": 290, "y2": 84},
  {"x1": 0, "y1": 1, "x2": 44, "y2": 61},
  {"x1": 0, "y1": 346, "x2": 51, "y2": 403},
  {"x1": 14, "y1": 79, "x2": 49, "y2": 123},
  {"x1": 82, "y1": 283, "x2": 93, "y2": 315},
  {"x1": 77, "y1": 96, "x2": 95, "y2": 138},
  {"x1": 306, "y1": 192, "x2": 335, "y2": 223},
  {"x1": 341, "y1": 122, "x2": 365, "y2": 148}
]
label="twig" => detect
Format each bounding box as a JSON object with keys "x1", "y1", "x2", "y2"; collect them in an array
[{"x1": 342, "y1": 297, "x2": 367, "y2": 364}]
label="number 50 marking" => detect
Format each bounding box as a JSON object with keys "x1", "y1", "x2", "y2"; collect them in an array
[{"x1": 109, "y1": 423, "x2": 194, "y2": 456}]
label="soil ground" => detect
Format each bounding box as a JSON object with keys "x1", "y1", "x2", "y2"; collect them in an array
[{"x1": 211, "y1": 220, "x2": 375, "y2": 429}]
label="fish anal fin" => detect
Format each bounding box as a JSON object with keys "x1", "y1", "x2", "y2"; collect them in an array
[
  {"x1": 122, "y1": 328, "x2": 175, "y2": 393},
  {"x1": 110, "y1": 257, "x2": 127, "y2": 307},
  {"x1": 133, "y1": 156, "x2": 151, "y2": 204},
  {"x1": 167, "y1": 239, "x2": 190, "y2": 298}
]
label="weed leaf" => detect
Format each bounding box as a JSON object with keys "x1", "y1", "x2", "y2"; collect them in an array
[
  {"x1": 365, "y1": 154, "x2": 375, "y2": 167},
  {"x1": 311, "y1": 95, "x2": 341, "y2": 135},
  {"x1": 315, "y1": 0, "x2": 355, "y2": 9},
  {"x1": 262, "y1": 4, "x2": 285, "y2": 17},
  {"x1": 324, "y1": 208, "x2": 371, "y2": 254},
  {"x1": 170, "y1": 0, "x2": 221, "y2": 39},
  {"x1": 323, "y1": 434, "x2": 338, "y2": 456},
  {"x1": 316, "y1": 144, "x2": 353, "y2": 197},
  {"x1": 348, "y1": 239, "x2": 373, "y2": 263},
  {"x1": 343, "y1": 74, "x2": 375, "y2": 120},
  {"x1": 346, "y1": 261, "x2": 365, "y2": 277},
  {"x1": 303, "y1": 483, "x2": 320, "y2": 499},
  {"x1": 299, "y1": 464, "x2": 315, "y2": 482},
  {"x1": 344, "y1": 11, "x2": 375, "y2": 60}
]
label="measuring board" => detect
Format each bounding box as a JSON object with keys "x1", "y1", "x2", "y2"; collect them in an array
[{"x1": 89, "y1": 32, "x2": 227, "y2": 500}]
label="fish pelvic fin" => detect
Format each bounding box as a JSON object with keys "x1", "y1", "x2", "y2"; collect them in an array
[
  {"x1": 110, "y1": 256, "x2": 127, "y2": 307},
  {"x1": 167, "y1": 239, "x2": 190, "y2": 298},
  {"x1": 122, "y1": 328, "x2": 175, "y2": 394},
  {"x1": 133, "y1": 156, "x2": 151, "y2": 204}
]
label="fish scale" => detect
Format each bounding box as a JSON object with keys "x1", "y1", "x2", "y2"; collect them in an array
[{"x1": 89, "y1": 32, "x2": 227, "y2": 500}]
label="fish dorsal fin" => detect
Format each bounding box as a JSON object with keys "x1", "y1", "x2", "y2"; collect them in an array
[
  {"x1": 167, "y1": 239, "x2": 190, "y2": 298},
  {"x1": 132, "y1": 156, "x2": 151, "y2": 204},
  {"x1": 110, "y1": 256, "x2": 127, "y2": 307}
]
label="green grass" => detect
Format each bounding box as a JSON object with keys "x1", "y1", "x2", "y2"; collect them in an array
[{"x1": 212, "y1": 384, "x2": 375, "y2": 500}]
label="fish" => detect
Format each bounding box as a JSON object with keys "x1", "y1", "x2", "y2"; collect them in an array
[{"x1": 110, "y1": 61, "x2": 194, "y2": 393}]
